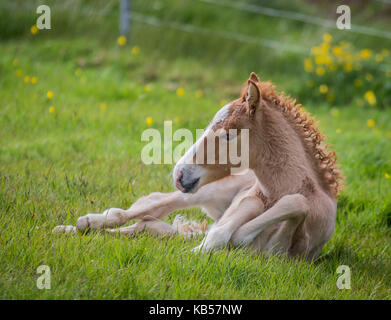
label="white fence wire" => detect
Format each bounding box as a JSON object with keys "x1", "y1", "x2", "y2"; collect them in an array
[
  {"x1": 132, "y1": 12, "x2": 307, "y2": 54},
  {"x1": 200, "y1": 0, "x2": 391, "y2": 40}
]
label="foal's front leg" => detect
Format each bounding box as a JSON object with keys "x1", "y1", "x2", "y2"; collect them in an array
[
  {"x1": 53, "y1": 175, "x2": 244, "y2": 234},
  {"x1": 192, "y1": 190, "x2": 265, "y2": 253},
  {"x1": 74, "y1": 191, "x2": 186, "y2": 232},
  {"x1": 52, "y1": 191, "x2": 188, "y2": 234}
]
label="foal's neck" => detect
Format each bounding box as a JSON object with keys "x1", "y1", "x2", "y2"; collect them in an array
[{"x1": 252, "y1": 106, "x2": 311, "y2": 199}]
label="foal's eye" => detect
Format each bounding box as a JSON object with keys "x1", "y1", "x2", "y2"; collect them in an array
[{"x1": 222, "y1": 133, "x2": 235, "y2": 141}]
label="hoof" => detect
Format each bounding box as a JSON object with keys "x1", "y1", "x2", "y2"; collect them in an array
[
  {"x1": 52, "y1": 225, "x2": 77, "y2": 234},
  {"x1": 191, "y1": 245, "x2": 203, "y2": 253}
]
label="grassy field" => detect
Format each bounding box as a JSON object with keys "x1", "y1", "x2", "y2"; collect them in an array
[{"x1": 1, "y1": 0, "x2": 391, "y2": 299}]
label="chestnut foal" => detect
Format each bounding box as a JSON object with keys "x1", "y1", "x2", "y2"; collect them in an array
[{"x1": 54, "y1": 73, "x2": 342, "y2": 260}]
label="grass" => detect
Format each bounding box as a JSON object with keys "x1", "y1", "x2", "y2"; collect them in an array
[{"x1": 1, "y1": 0, "x2": 391, "y2": 299}]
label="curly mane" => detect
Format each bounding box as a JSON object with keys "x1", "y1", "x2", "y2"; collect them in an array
[{"x1": 248, "y1": 81, "x2": 344, "y2": 197}]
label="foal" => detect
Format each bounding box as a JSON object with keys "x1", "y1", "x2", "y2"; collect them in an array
[{"x1": 54, "y1": 73, "x2": 342, "y2": 260}]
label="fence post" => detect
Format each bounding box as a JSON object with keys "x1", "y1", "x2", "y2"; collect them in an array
[{"x1": 119, "y1": 0, "x2": 131, "y2": 35}]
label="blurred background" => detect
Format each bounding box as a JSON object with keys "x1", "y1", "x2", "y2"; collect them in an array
[{"x1": 1, "y1": 0, "x2": 391, "y2": 107}]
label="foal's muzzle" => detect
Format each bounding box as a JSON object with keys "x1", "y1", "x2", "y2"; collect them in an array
[{"x1": 174, "y1": 164, "x2": 201, "y2": 193}]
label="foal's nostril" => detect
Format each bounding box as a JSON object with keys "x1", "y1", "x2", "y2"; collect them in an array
[
  {"x1": 182, "y1": 177, "x2": 200, "y2": 193},
  {"x1": 175, "y1": 170, "x2": 185, "y2": 191},
  {"x1": 174, "y1": 169, "x2": 200, "y2": 193}
]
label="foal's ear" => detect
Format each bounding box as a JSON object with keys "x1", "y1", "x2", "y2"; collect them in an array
[
  {"x1": 246, "y1": 80, "x2": 261, "y2": 116},
  {"x1": 249, "y1": 72, "x2": 259, "y2": 83}
]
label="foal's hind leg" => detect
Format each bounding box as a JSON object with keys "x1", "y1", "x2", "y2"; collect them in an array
[
  {"x1": 231, "y1": 194, "x2": 309, "y2": 256},
  {"x1": 105, "y1": 220, "x2": 176, "y2": 237}
]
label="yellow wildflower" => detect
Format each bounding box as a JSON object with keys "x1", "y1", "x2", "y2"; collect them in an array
[
  {"x1": 367, "y1": 119, "x2": 375, "y2": 127},
  {"x1": 365, "y1": 73, "x2": 373, "y2": 82},
  {"x1": 321, "y1": 43, "x2": 330, "y2": 53},
  {"x1": 315, "y1": 55, "x2": 332, "y2": 65},
  {"x1": 16, "y1": 69, "x2": 22, "y2": 77},
  {"x1": 195, "y1": 90, "x2": 203, "y2": 98},
  {"x1": 23, "y1": 76, "x2": 29, "y2": 83},
  {"x1": 385, "y1": 173, "x2": 390, "y2": 179},
  {"x1": 311, "y1": 46, "x2": 322, "y2": 56},
  {"x1": 176, "y1": 88, "x2": 185, "y2": 97},
  {"x1": 30, "y1": 25, "x2": 39, "y2": 35},
  {"x1": 47, "y1": 91, "x2": 53, "y2": 99},
  {"x1": 146, "y1": 117, "x2": 153, "y2": 126},
  {"x1": 364, "y1": 91, "x2": 376, "y2": 106},
  {"x1": 316, "y1": 67, "x2": 325, "y2": 76},
  {"x1": 323, "y1": 33, "x2": 333, "y2": 43},
  {"x1": 319, "y1": 84, "x2": 328, "y2": 94},
  {"x1": 100, "y1": 103, "x2": 107, "y2": 111},
  {"x1": 49, "y1": 106, "x2": 55, "y2": 113},
  {"x1": 343, "y1": 63, "x2": 353, "y2": 72},
  {"x1": 144, "y1": 84, "x2": 152, "y2": 92},
  {"x1": 360, "y1": 49, "x2": 371, "y2": 60},
  {"x1": 304, "y1": 58, "x2": 313, "y2": 72},
  {"x1": 117, "y1": 36, "x2": 127, "y2": 46},
  {"x1": 332, "y1": 46, "x2": 342, "y2": 56},
  {"x1": 131, "y1": 45, "x2": 140, "y2": 55},
  {"x1": 31, "y1": 77, "x2": 37, "y2": 84}
]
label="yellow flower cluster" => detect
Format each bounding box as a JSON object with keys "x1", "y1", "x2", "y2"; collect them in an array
[
  {"x1": 307, "y1": 33, "x2": 335, "y2": 75},
  {"x1": 12, "y1": 58, "x2": 38, "y2": 85},
  {"x1": 11, "y1": 57, "x2": 60, "y2": 115},
  {"x1": 304, "y1": 33, "x2": 390, "y2": 108},
  {"x1": 306, "y1": 34, "x2": 389, "y2": 77}
]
